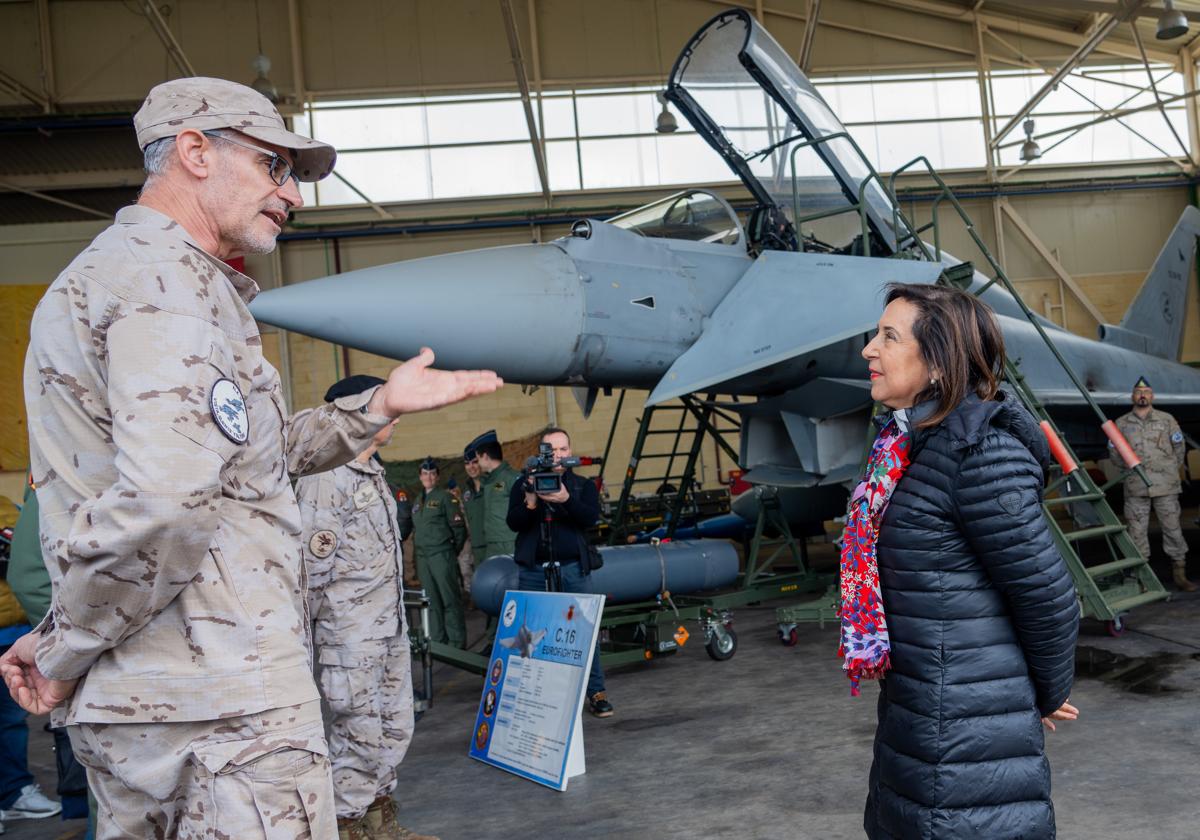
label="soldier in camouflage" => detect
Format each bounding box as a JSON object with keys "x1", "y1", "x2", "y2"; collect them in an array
[
  {"x1": 412, "y1": 458, "x2": 467, "y2": 648},
  {"x1": 297, "y1": 376, "x2": 437, "y2": 840},
  {"x1": 0, "y1": 77, "x2": 500, "y2": 840},
  {"x1": 1115, "y1": 376, "x2": 1196, "y2": 591}
]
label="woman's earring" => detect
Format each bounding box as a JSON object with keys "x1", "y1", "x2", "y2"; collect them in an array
[{"x1": 930, "y1": 378, "x2": 937, "y2": 386}]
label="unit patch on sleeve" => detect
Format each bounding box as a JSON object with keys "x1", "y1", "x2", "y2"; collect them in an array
[
  {"x1": 210, "y1": 378, "x2": 249, "y2": 444},
  {"x1": 353, "y1": 485, "x2": 381, "y2": 510},
  {"x1": 309, "y1": 529, "x2": 338, "y2": 559}
]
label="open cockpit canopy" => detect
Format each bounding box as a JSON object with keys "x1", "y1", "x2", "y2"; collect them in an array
[{"x1": 665, "y1": 8, "x2": 900, "y2": 254}]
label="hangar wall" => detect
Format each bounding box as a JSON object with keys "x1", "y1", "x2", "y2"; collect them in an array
[
  {"x1": 4, "y1": 179, "x2": 1198, "y2": 507},
  {"x1": 4, "y1": 0, "x2": 1200, "y2": 505}
]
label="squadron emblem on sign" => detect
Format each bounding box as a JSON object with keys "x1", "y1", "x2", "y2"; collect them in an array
[{"x1": 210, "y1": 378, "x2": 249, "y2": 444}]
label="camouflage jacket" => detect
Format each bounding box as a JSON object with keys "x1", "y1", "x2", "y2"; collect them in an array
[
  {"x1": 296, "y1": 457, "x2": 405, "y2": 647},
  {"x1": 1116, "y1": 407, "x2": 1186, "y2": 498},
  {"x1": 23, "y1": 205, "x2": 389, "y2": 724},
  {"x1": 412, "y1": 485, "x2": 466, "y2": 555}
]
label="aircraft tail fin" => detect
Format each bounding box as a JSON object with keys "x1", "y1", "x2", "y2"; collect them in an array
[{"x1": 1100, "y1": 205, "x2": 1200, "y2": 360}]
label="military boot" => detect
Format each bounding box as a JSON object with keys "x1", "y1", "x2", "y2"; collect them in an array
[
  {"x1": 364, "y1": 796, "x2": 440, "y2": 840},
  {"x1": 338, "y1": 816, "x2": 370, "y2": 840},
  {"x1": 1173, "y1": 563, "x2": 1198, "y2": 592}
]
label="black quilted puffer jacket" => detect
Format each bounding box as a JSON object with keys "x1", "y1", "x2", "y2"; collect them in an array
[{"x1": 864, "y1": 392, "x2": 1080, "y2": 840}]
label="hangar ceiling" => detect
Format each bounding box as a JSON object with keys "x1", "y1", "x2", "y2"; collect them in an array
[{"x1": 3, "y1": 0, "x2": 1200, "y2": 223}]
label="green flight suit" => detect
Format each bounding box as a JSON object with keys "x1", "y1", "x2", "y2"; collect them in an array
[
  {"x1": 8, "y1": 482, "x2": 51, "y2": 624},
  {"x1": 461, "y1": 478, "x2": 488, "y2": 565},
  {"x1": 481, "y1": 462, "x2": 521, "y2": 559},
  {"x1": 412, "y1": 486, "x2": 467, "y2": 647}
]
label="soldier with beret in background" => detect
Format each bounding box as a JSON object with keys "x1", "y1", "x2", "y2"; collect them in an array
[{"x1": 1115, "y1": 376, "x2": 1196, "y2": 591}]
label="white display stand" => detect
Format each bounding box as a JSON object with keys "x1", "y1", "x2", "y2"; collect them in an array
[{"x1": 468, "y1": 590, "x2": 604, "y2": 790}]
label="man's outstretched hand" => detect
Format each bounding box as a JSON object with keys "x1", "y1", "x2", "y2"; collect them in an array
[
  {"x1": 368, "y1": 347, "x2": 503, "y2": 418},
  {"x1": 0, "y1": 631, "x2": 78, "y2": 715}
]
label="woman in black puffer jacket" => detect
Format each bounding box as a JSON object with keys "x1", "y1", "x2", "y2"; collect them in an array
[{"x1": 851, "y1": 283, "x2": 1080, "y2": 839}]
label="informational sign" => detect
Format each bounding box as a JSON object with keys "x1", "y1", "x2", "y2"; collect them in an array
[{"x1": 469, "y1": 589, "x2": 605, "y2": 791}]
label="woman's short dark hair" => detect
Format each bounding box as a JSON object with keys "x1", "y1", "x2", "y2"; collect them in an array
[{"x1": 884, "y1": 283, "x2": 1005, "y2": 428}]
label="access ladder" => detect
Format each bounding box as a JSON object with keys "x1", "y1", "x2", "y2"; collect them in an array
[{"x1": 602, "y1": 391, "x2": 739, "y2": 545}]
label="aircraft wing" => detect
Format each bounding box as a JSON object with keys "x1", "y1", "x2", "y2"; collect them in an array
[
  {"x1": 498, "y1": 637, "x2": 517, "y2": 649},
  {"x1": 1035, "y1": 389, "x2": 1200, "y2": 406},
  {"x1": 530, "y1": 629, "x2": 547, "y2": 646},
  {"x1": 646, "y1": 251, "x2": 944, "y2": 405}
]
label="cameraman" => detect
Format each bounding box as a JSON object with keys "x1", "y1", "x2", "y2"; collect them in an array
[{"x1": 506, "y1": 428, "x2": 613, "y2": 718}]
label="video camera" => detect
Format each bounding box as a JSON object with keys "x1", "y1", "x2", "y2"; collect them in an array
[{"x1": 524, "y1": 442, "x2": 582, "y2": 495}]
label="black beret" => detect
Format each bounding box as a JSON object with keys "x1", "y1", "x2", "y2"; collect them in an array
[{"x1": 324, "y1": 375, "x2": 386, "y2": 403}]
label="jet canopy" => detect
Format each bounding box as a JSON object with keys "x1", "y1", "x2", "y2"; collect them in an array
[
  {"x1": 607, "y1": 189, "x2": 744, "y2": 247},
  {"x1": 666, "y1": 8, "x2": 899, "y2": 254}
]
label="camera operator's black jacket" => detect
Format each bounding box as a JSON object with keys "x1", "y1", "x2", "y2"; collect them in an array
[{"x1": 506, "y1": 469, "x2": 601, "y2": 573}]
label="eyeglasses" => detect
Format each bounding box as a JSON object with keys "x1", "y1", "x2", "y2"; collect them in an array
[{"x1": 203, "y1": 131, "x2": 297, "y2": 186}]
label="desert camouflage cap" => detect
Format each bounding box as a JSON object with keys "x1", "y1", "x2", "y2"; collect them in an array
[{"x1": 134, "y1": 76, "x2": 336, "y2": 182}]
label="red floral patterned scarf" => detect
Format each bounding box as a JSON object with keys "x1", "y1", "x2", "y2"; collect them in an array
[{"x1": 838, "y1": 418, "x2": 912, "y2": 696}]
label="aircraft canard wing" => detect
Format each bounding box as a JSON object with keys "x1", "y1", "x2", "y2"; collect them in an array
[
  {"x1": 740, "y1": 464, "x2": 823, "y2": 488},
  {"x1": 646, "y1": 251, "x2": 944, "y2": 405},
  {"x1": 719, "y1": 377, "x2": 873, "y2": 419},
  {"x1": 572, "y1": 386, "x2": 599, "y2": 419}
]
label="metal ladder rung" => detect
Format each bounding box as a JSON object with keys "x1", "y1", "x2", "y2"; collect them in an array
[
  {"x1": 1086, "y1": 557, "x2": 1149, "y2": 579},
  {"x1": 1043, "y1": 492, "x2": 1105, "y2": 508},
  {"x1": 1107, "y1": 589, "x2": 1170, "y2": 614},
  {"x1": 1060, "y1": 524, "x2": 1127, "y2": 542}
]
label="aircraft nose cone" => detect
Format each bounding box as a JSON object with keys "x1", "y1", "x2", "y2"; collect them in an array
[{"x1": 250, "y1": 243, "x2": 586, "y2": 382}]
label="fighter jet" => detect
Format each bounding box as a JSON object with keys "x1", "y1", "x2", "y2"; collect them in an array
[
  {"x1": 251, "y1": 9, "x2": 1200, "y2": 520},
  {"x1": 498, "y1": 623, "x2": 547, "y2": 659}
]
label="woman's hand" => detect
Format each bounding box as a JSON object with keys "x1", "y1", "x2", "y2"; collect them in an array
[{"x1": 1041, "y1": 699, "x2": 1079, "y2": 732}]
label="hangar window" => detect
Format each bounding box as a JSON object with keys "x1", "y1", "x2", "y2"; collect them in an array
[
  {"x1": 290, "y1": 63, "x2": 1188, "y2": 210},
  {"x1": 989, "y1": 63, "x2": 1188, "y2": 168}
]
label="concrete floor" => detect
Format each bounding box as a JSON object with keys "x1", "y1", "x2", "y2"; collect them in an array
[{"x1": 8, "y1": 541, "x2": 1200, "y2": 840}]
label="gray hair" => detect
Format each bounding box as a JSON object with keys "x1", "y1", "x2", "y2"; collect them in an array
[
  {"x1": 142, "y1": 128, "x2": 234, "y2": 178},
  {"x1": 142, "y1": 137, "x2": 175, "y2": 177}
]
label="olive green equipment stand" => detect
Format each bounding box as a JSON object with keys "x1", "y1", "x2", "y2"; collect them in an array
[
  {"x1": 598, "y1": 487, "x2": 835, "y2": 666},
  {"x1": 403, "y1": 588, "x2": 435, "y2": 711},
  {"x1": 775, "y1": 587, "x2": 840, "y2": 647}
]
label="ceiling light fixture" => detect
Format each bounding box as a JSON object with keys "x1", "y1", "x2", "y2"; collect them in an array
[
  {"x1": 250, "y1": 0, "x2": 278, "y2": 103},
  {"x1": 656, "y1": 91, "x2": 678, "y2": 134},
  {"x1": 1019, "y1": 118, "x2": 1042, "y2": 162},
  {"x1": 1157, "y1": 0, "x2": 1189, "y2": 40}
]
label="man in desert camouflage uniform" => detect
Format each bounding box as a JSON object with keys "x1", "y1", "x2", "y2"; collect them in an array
[
  {"x1": 1115, "y1": 376, "x2": 1196, "y2": 591},
  {"x1": 0, "y1": 77, "x2": 499, "y2": 840},
  {"x1": 297, "y1": 376, "x2": 436, "y2": 840}
]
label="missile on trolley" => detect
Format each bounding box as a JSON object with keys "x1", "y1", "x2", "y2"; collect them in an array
[{"x1": 470, "y1": 540, "x2": 740, "y2": 617}]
